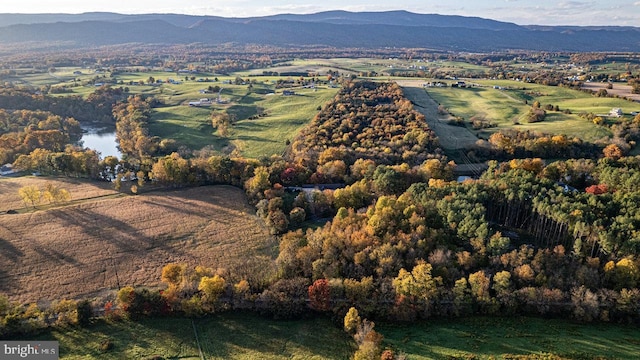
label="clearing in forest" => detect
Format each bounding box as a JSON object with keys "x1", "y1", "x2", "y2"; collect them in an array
[{"x1": 398, "y1": 80, "x2": 479, "y2": 150}]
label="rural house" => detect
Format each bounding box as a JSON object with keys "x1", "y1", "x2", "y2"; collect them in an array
[{"x1": 609, "y1": 108, "x2": 623, "y2": 117}]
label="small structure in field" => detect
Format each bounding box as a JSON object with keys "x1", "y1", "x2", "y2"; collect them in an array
[
  {"x1": 609, "y1": 108, "x2": 623, "y2": 117},
  {"x1": 188, "y1": 98, "x2": 212, "y2": 107},
  {"x1": 1, "y1": 163, "x2": 14, "y2": 175}
]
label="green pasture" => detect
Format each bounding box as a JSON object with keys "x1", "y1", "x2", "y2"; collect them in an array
[
  {"x1": 9, "y1": 67, "x2": 89, "y2": 87},
  {"x1": 237, "y1": 58, "x2": 368, "y2": 77},
  {"x1": 228, "y1": 87, "x2": 338, "y2": 158},
  {"x1": 239, "y1": 58, "x2": 441, "y2": 77},
  {"x1": 34, "y1": 313, "x2": 354, "y2": 359},
  {"x1": 148, "y1": 84, "x2": 338, "y2": 158},
  {"x1": 380, "y1": 316, "x2": 640, "y2": 359},
  {"x1": 426, "y1": 79, "x2": 640, "y2": 140},
  {"x1": 149, "y1": 105, "x2": 224, "y2": 151},
  {"x1": 31, "y1": 314, "x2": 640, "y2": 359}
]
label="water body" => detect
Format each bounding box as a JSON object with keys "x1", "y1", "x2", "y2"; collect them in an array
[{"x1": 79, "y1": 127, "x2": 121, "y2": 159}]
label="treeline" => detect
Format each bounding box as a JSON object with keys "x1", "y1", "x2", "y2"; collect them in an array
[
  {"x1": 0, "y1": 109, "x2": 82, "y2": 165},
  {"x1": 473, "y1": 129, "x2": 602, "y2": 161},
  {"x1": 112, "y1": 94, "x2": 159, "y2": 160},
  {"x1": 12, "y1": 147, "x2": 101, "y2": 178},
  {"x1": 473, "y1": 113, "x2": 640, "y2": 162},
  {"x1": 0, "y1": 85, "x2": 127, "y2": 125}
]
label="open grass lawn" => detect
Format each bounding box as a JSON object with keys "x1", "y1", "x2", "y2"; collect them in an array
[
  {"x1": 149, "y1": 85, "x2": 338, "y2": 158},
  {"x1": 424, "y1": 80, "x2": 640, "y2": 141},
  {"x1": 150, "y1": 105, "x2": 224, "y2": 151},
  {"x1": 379, "y1": 316, "x2": 640, "y2": 359},
  {"x1": 0, "y1": 178, "x2": 275, "y2": 303},
  {"x1": 30, "y1": 314, "x2": 640, "y2": 359},
  {"x1": 34, "y1": 313, "x2": 354, "y2": 360},
  {"x1": 229, "y1": 87, "x2": 338, "y2": 158}
]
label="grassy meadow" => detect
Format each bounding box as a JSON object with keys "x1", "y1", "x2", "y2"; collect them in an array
[
  {"x1": 379, "y1": 316, "x2": 640, "y2": 359},
  {"x1": 28, "y1": 314, "x2": 640, "y2": 359},
  {"x1": 35, "y1": 313, "x2": 355, "y2": 360},
  {"x1": 148, "y1": 82, "x2": 338, "y2": 158},
  {"x1": 425, "y1": 80, "x2": 640, "y2": 140}
]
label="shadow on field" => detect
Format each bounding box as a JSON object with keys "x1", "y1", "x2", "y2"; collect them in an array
[
  {"x1": 233, "y1": 122, "x2": 269, "y2": 130},
  {"x1": 0, "y1": 235, "x2": 24, "y2": 261},
  {"x1": 379, "y1": 317, "x2": 640, "y2": 359},
  {"x1": 195, "y1": 314, "x2": 355, "y2": 359},
  {"x1": 0, "y1": 268, "x2": 11, "y2": 292},
  {"x1": 228, "y1": 104, "x2": 259, "y2": 120},
  {"x1": 48, "y1": 207, "x2": 185, "y2": 256},
  {"x1": 235, "y1": 135, "x2": 278, "y2": 143},
  {"x1": 31, "y1": 246, "x2": 81, "y2": 266}
]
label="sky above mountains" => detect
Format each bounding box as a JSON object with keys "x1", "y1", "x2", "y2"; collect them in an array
[{"x1": 2, "y1": 0, "x2": 639, "y2": 26}]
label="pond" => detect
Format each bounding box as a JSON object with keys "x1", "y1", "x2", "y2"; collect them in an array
[{"x1": 79, "y1": 127, "x2": 121, "y2": 159}]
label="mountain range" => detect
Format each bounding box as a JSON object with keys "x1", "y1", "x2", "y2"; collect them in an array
[{"x1": 0, "y1": 10, "x2": 638, "y2": 52}]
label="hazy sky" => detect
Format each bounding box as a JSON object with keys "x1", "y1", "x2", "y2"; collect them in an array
[{"x1": 2, "y1": 0, "x2": 640, "y2": 26}]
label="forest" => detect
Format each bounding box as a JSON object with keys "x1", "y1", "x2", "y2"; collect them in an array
[{"x1": 1, "y1": 50, "x2": 640, "y2": 359}]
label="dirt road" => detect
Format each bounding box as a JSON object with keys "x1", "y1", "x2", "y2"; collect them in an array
[{"x1": 397, "y1": 80, "x2": 479, "y2": 150}]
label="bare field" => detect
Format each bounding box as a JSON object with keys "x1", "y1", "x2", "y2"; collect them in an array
[
  {"x1": 0, "y1": 176, "x2": 119, "y2": 212},
  {"x1": 581, "y1": 82, "x2": 640, "y2": 103},
  {"x1": 0, "y1": 183, "x2": 275, "y2": 303}
]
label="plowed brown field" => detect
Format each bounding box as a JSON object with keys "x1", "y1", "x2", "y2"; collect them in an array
[{"x1": 0, "y1": 178, "x2": 275, "y2": 304}]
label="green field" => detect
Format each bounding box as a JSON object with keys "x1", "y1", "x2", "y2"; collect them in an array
[
  {"x1": 425, "y1": 80, "x2": 640, "y2": 140},
  {"x1": 149, "y1": 85, "x2": 338, "y2": 158},
  {"x1": 229, "y1": 88, "x2": 337, "y2": 158},
  {"x1": 34, "y1": 313, "x2": 354, "y2": 360},
  {"x1": 30, "y1": 314, "x2": 640, "y2": 359},
  {"x1": 102, "y1": 69, "x2": 339, "y2": 158},
  {"x1": 380, "y1": 316, "x2": 640, "y2": 359}
]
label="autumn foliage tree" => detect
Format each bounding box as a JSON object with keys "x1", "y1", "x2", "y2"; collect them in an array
[{"x1": 308, "y1": 279, "x2": 331, "y2": 312}]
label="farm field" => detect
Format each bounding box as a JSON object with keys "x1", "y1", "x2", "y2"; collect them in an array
[
  {"x1": 423, "y1": 79, "x2": 640, "y2": 141},
  {"x1": 379, "y1": 316, "x2": 640, "y2": 359},
  {"x1": 35, "y1": 313, "x2": 355, "y2": 360},
  {"x1": 149, "y1": 85, "x2": 338, "y2": 158},
  {"x1": 0, "y1": 176, "x2": 119, "y2": 213},
  {"x1": 229, "y1": 87, "x2": 338, "y2": 158},
  {"x1": 238, "y1": 58, "x2": 458, "y2": 78},
  {"x1": 0, "y1": 178, "x2": 275, "y2": 303},
  {"x1": 581, "y1": 82, "x2": 640, "y2": 103}
]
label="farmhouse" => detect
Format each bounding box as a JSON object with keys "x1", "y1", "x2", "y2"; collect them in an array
[
  {"x1": 609, "y1": 108, "x2": 623, "y2": 117},
  {"x1": 283, "y1": 90, "x2": 295, "y2": 96}
]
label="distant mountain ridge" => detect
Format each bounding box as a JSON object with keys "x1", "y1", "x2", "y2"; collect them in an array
[{"x1": 0, "y1": 10, "x2": 638, "y2": 52}]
